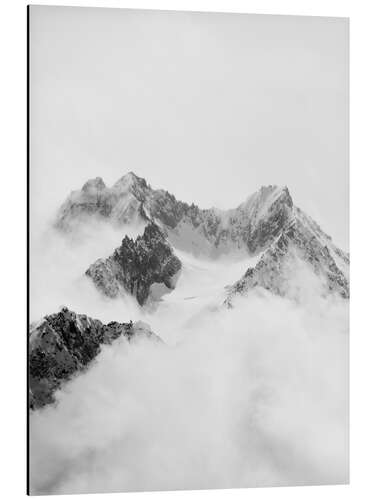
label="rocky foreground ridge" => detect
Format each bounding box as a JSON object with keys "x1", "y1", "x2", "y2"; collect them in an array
[
  {"x1": 86, "y1": 223, "x2": 182, "y2": 305},
  {"x1": 29, "y1": 307, "x2": 159, "y2": 409}
]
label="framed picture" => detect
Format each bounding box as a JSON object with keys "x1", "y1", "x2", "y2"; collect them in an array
[{"x1": 27, "y1": 5, "x2": 349, "y2": 495}]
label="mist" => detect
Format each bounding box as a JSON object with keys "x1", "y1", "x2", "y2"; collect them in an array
[
  {"x1": 29, "y1": 217, "x2": 145, "y2": 323},
  {"x1": 29, "y1": 222, "x2": 349, "y2": 494}
]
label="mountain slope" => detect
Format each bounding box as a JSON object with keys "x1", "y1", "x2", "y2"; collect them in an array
[
  {"x1": 225, "y1": 209, "x2": 349, "y2": 305},
  {"x1": 29, "y1": 307, "x2": 160, "y2": 409}
]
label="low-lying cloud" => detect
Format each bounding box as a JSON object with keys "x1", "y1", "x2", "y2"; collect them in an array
[{"x1": 30, "y1": 268, "x2": 349, "y2": 494}]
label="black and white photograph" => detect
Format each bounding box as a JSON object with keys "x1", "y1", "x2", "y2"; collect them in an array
[{"x1": 28, "y1": 5, "x2": 349, "y2": 495}]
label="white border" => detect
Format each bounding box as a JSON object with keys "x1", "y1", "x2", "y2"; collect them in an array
[{"x1": 1, "y1": 1, "x2": 374, "y2": 499}]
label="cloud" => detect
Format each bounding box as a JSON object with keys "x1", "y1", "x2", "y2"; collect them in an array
[
  {"x1": 29, "y1": 285, "x2": 349, "y2": 494},
  {"x1": 29, "y1": 217, "x2": 145, "y2": 323}
]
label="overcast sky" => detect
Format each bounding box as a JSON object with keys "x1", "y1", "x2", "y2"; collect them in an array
[{"x1": 30, "y1": 6, "x2": 349, "y2": 249}]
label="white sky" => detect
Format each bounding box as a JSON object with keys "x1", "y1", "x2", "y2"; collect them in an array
[{"x1": 29, "y1": 6, "x2": 349, "y2": 250}]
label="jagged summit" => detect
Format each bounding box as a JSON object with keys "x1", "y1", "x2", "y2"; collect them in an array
[
  {"x1": 240, "y1": 185, "x2": 291, "y2": 208},
  {"x1": 86, "y1": 222, "x2": 182, "y2": 305},
  {"x1": 29, "y1": 306, "x2": 160, "y2": 409},
  {"x1": 225, "y1": 210, "x2": 349, "y2": 305},
  {"x1": 82, "y1": 176, "x2": 106, "y2": 192},
  {"x1": 113, "y1": 171, "x2": 148, "y2": 190}
]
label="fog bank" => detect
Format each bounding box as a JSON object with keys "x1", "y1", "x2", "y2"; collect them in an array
[{"x1": 30, "y1": 289, "x2": 348, "y2": 494}]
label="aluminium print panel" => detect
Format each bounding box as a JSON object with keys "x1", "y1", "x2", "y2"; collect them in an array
[{"x1": 28, "y1": 6, "x2": 349, "y2": 495}]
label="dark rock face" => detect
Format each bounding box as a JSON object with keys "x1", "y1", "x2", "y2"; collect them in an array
[
  {"x1": 86, "y1": 223, "x2": 182, "y2": 305},
  {"x1": 225, "y1": 214, "x2": 349, "y2": 306},
  {"x1": 29, "y1": 307, "x2": 159, "y2": 410}
]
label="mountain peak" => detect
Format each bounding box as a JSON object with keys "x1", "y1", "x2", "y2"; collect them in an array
[
  {"x1": 259, "y1": 184, "x2": 292, "y2": 205},
  {"x1": 241, "y1": 185, "x2": 293, "y2": 254},
  {"x1": 241, "y1": 185, "x2": 292, "y2": 211},
  {"x1": 86, "y1": 222, "x2": 181, "y2": 305},
  {"x1": 81, "y1": 177, "x2": 106, "y2": 192},
  {"x1": 113, "y1": 172, "x2": 147, "y2": 190}
]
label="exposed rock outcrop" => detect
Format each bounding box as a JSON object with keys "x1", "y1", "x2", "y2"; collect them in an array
[
  {"x1": 86, "y1": 223, "x2": 182, "y2": 305},
  {"x1": 225, "y1": 210, "x2": 349, "y2": 306},
  {"x1": 29, "y1": 307, "x2": 160, "y2": 409}
]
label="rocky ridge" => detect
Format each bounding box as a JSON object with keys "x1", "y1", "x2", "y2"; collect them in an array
[
  {"x1": 55, "y1": 172, "x2": 295, "y2": 257},
  {"x1": 29, "y1": 307, "x2": 160, "y2": 409},
  {"x1": 225, "y1": 208, "x2": 349, "y2": 305},
  {"x1": 55, "y1": 172, "x2": 349, "y2": 303},
  {"x1": 86, "y1": 223, "x2": 182, "y2": 305}
]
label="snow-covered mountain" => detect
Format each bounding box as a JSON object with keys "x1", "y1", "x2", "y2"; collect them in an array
[
  {"x1": 56, "y1": 172, "x2": 294, "y2": 257},
  {"x1": 55, "y1": 172, "x2": 349, "y2": 303},
  {"x1": 225, "y1": 207, "x2": 349, "y2": 306}
]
